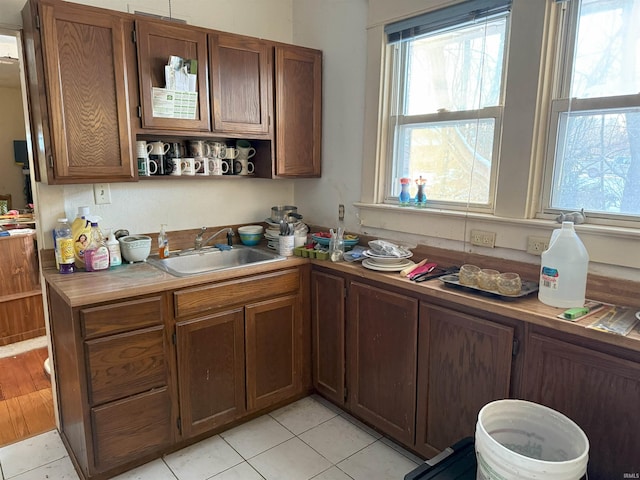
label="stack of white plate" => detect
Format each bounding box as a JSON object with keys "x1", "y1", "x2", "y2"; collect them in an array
[
  {"x1": 265, "y1": 229, "x2": 280, "y2": 250},
  {"x1": 361, "y1": 249, "x2": 415, "y2": 272}
]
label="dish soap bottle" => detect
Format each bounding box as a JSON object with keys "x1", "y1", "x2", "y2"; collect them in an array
[
  {"x1": 158, "y1": 224, "x2": 169, "y2": 259},
  {"x1": 105, "y1": 229, "x2": 122, "y2": 267},
  {"x1": 84, "y1": 222, "x2": 110, "y2": 272},
  {"x1": 538, "y1": 221, "x2": 589, "y2": 308}
]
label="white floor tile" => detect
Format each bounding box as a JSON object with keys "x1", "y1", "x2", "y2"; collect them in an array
[
  {"x1": 309, "y1": 395, "x2": 346, "y2": 416},
  {"x1": 0, "y1": 430, "x2": 68, "y2": 479},
  {"x1": 163, "y1": 435, "x2": 242, "y2": 480},
  {"x1": 249, "y1": 437, "x2": 331, "y2": 480},
  {"x1": 8, "y1": 456, "x2": 78, "y2": 480},
  {"x1": 299, "y1": 415, "x2": 377, "y2": 464},
  {"x1": 221, "y1": 415, "x2": 293, "y2": 459},
  {"x1": 211, "y1": 462, "x2": 264, "y2": 480},
  {"x1": 379, "y1": 436, "x2": 424, "y2": 465},
  {"x1": 110, "y1": 458, "x2": 177, "y2": 480},
  {"x1": 338, "y1": 412, "x2": 382, "y2": 440},
  {"x1": 270, "y1": 396, "x2": 338, "y2": 435},
  {"x1": 337, "y1": 440, "x2": 418, "y2": 480},
  {"x1": 310, "y1": 466, "x2": 353, "y2": 480}
]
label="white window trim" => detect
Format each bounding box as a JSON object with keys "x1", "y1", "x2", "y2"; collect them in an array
[{"x1": 359, "y1": 0, "x2": 640, "y2": 272}]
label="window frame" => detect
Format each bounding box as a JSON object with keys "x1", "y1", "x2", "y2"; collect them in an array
[
  {"x1": 382, "y1": 8, "x2": 510, "y2": 213},
  {"x1": 540, "y1": 0, "x2": 640, "y2": 226}
]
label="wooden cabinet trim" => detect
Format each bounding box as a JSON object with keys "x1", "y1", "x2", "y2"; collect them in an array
[{"x1": 174, "y1": 269, "x2": 299, "y2": 319}]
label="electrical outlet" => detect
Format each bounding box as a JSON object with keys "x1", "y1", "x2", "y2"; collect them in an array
[
  {"x1": 338, "y1": 204, "x2": 345, "y2": 221},
  {"x1": 470, "y1": 229, "x2": 496, "y2": 248},
  {"x1": 93, "y1": 183, "x2": 111, "y2": 205},
  {"x1": 527, "y1": 236, "x2": 550, "y2": 255}
]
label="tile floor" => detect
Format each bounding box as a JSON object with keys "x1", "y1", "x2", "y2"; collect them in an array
[{"x1": 0, "y1": 395, "x2": 424, "y2": 480}]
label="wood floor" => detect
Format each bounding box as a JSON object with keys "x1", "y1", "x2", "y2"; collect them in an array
[{"x1": 0, "y1": 347, "x2": 55, "y2": 447}]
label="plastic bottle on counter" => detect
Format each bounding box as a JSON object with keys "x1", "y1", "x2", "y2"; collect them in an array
[
  {"x1": 84, "y1": 222, "x2": 110, "y2": 272},
  {"x1": 158, "y1": 224, "x2": 169, "y2": 259},
  {"x1": 538, "y1": 221, "x2": 589, "y2": 308},
  {"x1": 54, "y1": 218, "x2": 75, "y2": 274},
  {"x1": 105, "y1": 229, "x2": 122, "y2": 267},
  {"x1": 71, "y1": 206, "x2": 92, "y2": 267}
]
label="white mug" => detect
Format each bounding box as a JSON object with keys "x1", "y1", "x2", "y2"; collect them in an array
[
  {"x1": 170, "y1": 158, "x2": 182, "y2": 176},
  {"x1": 225, "y1": 147, "x2": 240, "y2": 160},
  {"x1": 195, "y1": 157, "x2": 209, "y2": 175},
  {"x1": 136, "y1": 140, "x2": 153, "y2": 159},
  {"x1": 208, "y1": 157, "x2": 229, "y2": 176},
  {"x1": 148, "y1": 141, "x2": 170, "y2": 156},
  {"x1": 187, "y1": 140, "x2": 211, "y2": 158},
  {"x1": 138, "y1": 157, "x2": 155, "y2": 176},
  {"x1": 234, "y1": 158, "x2": 255, "y2": 176},
  {"x1": 208, "y1": 142, "x2": 227, "y2": 159},
  {"x1": 181, "y1": 158, "x2": 202, "y2": 176},
  {"x1": 236, "y1": 140, "x2": 256, "y2": 160}
]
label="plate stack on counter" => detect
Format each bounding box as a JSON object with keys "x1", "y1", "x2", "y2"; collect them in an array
[
  {"x1": 264, "y1": 218, "x2": 308, "y2": 250},
  {"x1": 361, "y1": 240, "x2": 414, "y2": 272}
]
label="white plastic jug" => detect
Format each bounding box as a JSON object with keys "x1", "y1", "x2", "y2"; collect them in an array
[{"x1": 538, "y1": 222, "x2": 589, "y2": 308}]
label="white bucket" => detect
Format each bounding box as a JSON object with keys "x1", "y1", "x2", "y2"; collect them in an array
[{"x1": 475, "y1": 400, "x2": 589, "y2": 480}]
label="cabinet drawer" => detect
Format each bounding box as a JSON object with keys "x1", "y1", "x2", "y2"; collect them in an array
[
  {"x1": 174, "y1": 269, "x2": 299, "y2": 319},
  {"x1": 81, "y1": 296, "x2": 163, "y2": 340},
  {"x1": 85, "y1": 325, "x2": 167, "y2": 406},
  {"x1": 91, "y1": 387, "x2": 172, "y2": 471}
]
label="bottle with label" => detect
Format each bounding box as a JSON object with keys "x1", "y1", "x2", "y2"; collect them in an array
[
  {"x1": 54, "y1": 218, "x2": 75, "y2": 274},
  {"x1": 538, "y1": 221, "x2": 589, "y2": 308},
  {"x1": 71, "y1": 206, "x2": 92, "y2": 267},
  {"x1": 158, "y1": 224, "x2": 169, "y2": 259},
  {"x1": 84, "y1": 222, "x2": 110, "y2": 272},
  {"x1": 105, "y1": 229, "x2": 122, "y2": 267}
]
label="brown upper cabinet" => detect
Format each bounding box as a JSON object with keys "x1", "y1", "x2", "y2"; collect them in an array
[
  {"x1": 274, "y1": 45, "x2": 322, "y2": 177},
  {"x1": 22, "y1": 0, "x2": 137, "y2": 184},
  {"x1": 135, "y1": 19, "x2": 211, "y2": 132},
  {"x1": 209, "y1": 33, "x2": 272, "y2": 137}
]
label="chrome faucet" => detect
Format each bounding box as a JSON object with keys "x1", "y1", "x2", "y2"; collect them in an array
[{"x1": 194, "y1": 227, "x2": 234, "y2": 250}]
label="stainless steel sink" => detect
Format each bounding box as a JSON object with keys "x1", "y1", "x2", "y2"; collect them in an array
[{"x1": 146, "y1": 246, "x2": 285, "y2": 277}]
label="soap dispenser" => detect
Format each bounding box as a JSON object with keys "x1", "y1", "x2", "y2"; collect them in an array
[{"x1": 158, "y1": 224, "x2": 169, "y2": 259}]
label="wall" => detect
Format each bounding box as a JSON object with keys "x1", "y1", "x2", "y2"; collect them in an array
[
  {"x1": 2, "y1": 0, "x2": 296, "y2": 248},
  {"x1": 0, "y1": 86, "x2": 27, "y2": 210}
]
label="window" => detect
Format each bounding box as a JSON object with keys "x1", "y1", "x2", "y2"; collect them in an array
[
  {"x1": 384, "y1": 0, "x2": 511, "y2": 211},
  {"x1": 544, "y1": 0, "x2": 640, "y2": 221}
]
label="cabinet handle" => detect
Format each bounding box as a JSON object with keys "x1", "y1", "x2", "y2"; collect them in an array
[{"x1": 512, "y1": 338, "x2": 520, "y2": 357}]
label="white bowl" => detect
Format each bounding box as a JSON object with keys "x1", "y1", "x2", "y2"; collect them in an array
[
  {"x1": 118, "y1": 235, "x2": 152, "y2": 263},
  {"x1": 238, "y1": 225, "x2": 264, "y2": 235}
]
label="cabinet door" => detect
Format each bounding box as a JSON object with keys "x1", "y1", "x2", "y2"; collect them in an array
[
  {"x1": 274, "y1": 45, "x2": 322, "y2": 177},
  {"x1": 415, "y1": 304, "x2": 513, "y2": 457},
  {"x1": 246, "y1": 295, "x2": 300, "y2": 411},
  {"x1": 135, "y1": 19, "x2": 210, "y2": 131},
  {"x1": 311, "y1": 270, "x2": 346, "y2": 406},
  {"x1": 37, "y1": 2, "x2": 136, "y2": 183},
  {"x1": 176, "y1": 309, "x2": 246, "y2": 438},
  {"x1": 209, "y1": 32, "x2": 272, "y2": 136},
  {"x1": 347, "y1": 282, "x2": 418, "y2": 446},
  {"x1": 522, "y1": 333, "x2": 640, "y2": 480}
]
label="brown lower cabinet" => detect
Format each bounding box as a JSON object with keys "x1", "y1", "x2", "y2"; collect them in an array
[
  {"x1": 522, "y1": 330, "x2": 640, "y2": 480},
  {"x1": 48, "y1": 266, "x2": 309, "y2": 479}
]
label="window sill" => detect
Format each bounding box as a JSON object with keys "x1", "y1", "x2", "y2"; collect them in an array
[{"x1": 354, "y1": 202, "x2": 640, "y2": 271}]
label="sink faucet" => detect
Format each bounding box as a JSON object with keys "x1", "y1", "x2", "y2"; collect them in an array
[{"x1": 194, "y1": 227, "x2": 234, "y2": 250}]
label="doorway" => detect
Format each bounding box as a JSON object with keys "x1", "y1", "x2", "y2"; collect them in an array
[{"x1": 0, "y1": 31, "x2": 54, "y2": 447}]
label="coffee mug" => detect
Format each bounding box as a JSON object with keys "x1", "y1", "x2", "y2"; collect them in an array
[
  {"x1": 195, "y1": 157, "x2": 209, "y2": 175},
  {"x1": 136, "y1": 141, "x2": 153, "y2": 159},
  {"x1": 234, "y1": 158, "x2": 255, "y2": 176},
  {"x1": 170, "y1": 158, "x2": 182, "y2": 176},
  {"x1": 187, "y1": 140, "x2": 211, "y2": 158},
  {"x1": 207, "y1": 141, "x2": 227, "y2": 159},
  {"x1": 225, "y1": 147, "x2": 240, "y2": 160},
  {"x1": 167, "y1": 142, "x2": 184, "y2": 159},
  {"x1": 149, "y1": 154, "x2": 165, "y2": 175},
  {"x1": 208, "y1": 157, "x2": 229, "y2": 176},
  {"x1": 138, "y1": 157, "x2": 155, "y2": 176},
  {"x1": 236, "y1": 140, "x2": 256, "y2": 159},
  {"x1": 181, "y1": 157, "x2": 202, "y2": 176},
  {"x1": 149, "y1": 141, "x2": 170, "y2": 156}
]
